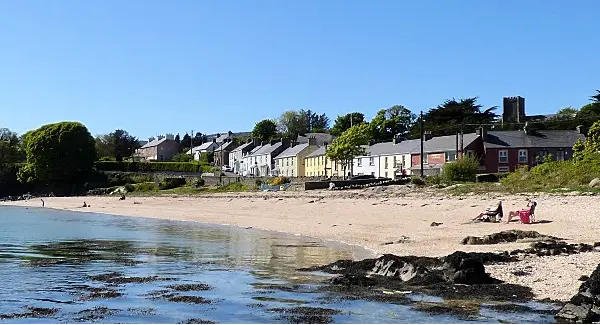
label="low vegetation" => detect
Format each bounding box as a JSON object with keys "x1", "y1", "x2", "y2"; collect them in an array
[
  {"x1": 441, "y1": 156, "x2": 479, "y2": 183},
  {"x1": 95, "y1": 161, "x2": 216, "y2": 173}
]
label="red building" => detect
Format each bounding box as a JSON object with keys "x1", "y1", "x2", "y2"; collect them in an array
[{"x1": 479, "y1": 128, "x2": 584, "y2": 173}]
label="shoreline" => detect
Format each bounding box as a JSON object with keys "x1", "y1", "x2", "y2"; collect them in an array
[{"x1": 3, "y1": 188, "x2": 600, "y2": 302}]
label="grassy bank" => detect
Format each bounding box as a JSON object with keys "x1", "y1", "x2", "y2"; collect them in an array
[
  {"x1": 120, "y1": 182, "x2": 253, "y2": 196},
  {"x1": 442, "y1": 152, "x2": 600, "y2": 195}
]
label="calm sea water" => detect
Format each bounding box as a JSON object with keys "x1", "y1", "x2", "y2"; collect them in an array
[{"x1": 0, "y1": 206, "x2": 557, "y2": 323}]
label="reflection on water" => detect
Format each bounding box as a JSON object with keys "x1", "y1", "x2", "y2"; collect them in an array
[{"x1": 0, "y1": 206, "x2": 557, "y2": 323}]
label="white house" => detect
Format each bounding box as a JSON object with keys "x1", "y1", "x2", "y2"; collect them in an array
[
  {"x1": 240, "y1": 144, "x2": 264, "y2": 176},
  {"x1": 372, "y1": 137, "x2": 421, "y2": 178},
  {"x1": 352, "y1": 150, "x2": 380, "y2": 177},
  {"x1": 188, "y1": 141, "x2": 219, "y2": 161},
  {"x1": 244, "y1": 139, "x2": 290, "y2": 177},
  {"x1": 229, "y1": 139, "x2": 259, "y2": 174}
]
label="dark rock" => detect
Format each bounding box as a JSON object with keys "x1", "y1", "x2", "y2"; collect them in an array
[
  {"x1": 430, "y1": 222, "x2": 443, "y2": 227},
  {"x1": 579, "y1": 276, "x2": 590, "y2": 282},
  {"x1": 461, "y1": 230, "x2": 561, "y2": 245},
  {"x1": 556, "y1": 263, "x2": 600, "y2": 323}
]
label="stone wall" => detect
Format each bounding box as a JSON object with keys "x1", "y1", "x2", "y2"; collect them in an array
[{"x1": 305, "y1": 178, "x2": 403, "y2": 190}]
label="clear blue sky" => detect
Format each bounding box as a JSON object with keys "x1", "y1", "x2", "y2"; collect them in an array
[{"x1": 1, "y1": 0, "x2": 598, "y2": 139}]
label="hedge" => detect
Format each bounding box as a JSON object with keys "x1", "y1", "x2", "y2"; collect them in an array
[{"x1": 94, "y1": 161, "x2": 216, "y2": 173}]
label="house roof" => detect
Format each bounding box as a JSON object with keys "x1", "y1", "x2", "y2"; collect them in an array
[
  {"x1": 367, "y1": 139, "x2": 421, "y2": 156},
  {"x1": 215, "y1": 141, "x2": 235, "y2": 152},
  {"x1": 484, "y1": 130, "x2": 584, "y2": 148},
  {"x1": 305, "y1": 146, "x2": 326, "y2": 158},
  {"x1": 276, "y1": 143, "x2": 313, "y2": 159},
  {"x1": 187, "y1": 141, "x2": 217, "y2": 154},
  {"x1": 140, "y1": 138, "x2": 168, "y2": 149},
  {"x1": 408, "y1": 133, "x2": 479, "y2": 154},
  {"x1": 216, "y1": 133, "x2": 233, "y2": 143},
  {"x1": 297, "y1": 133, "x2": 335, "y2": 146},
  {"x1": 231, "y1": 141, "x2": 254, "y2": 153},
  {"x1": 253, "y1": 142, "x2": 286, "y2": 156}
]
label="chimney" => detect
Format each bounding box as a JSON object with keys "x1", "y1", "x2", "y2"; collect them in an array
[
  {"x1": 247, "y1": 138, "x2": 253, "y2": 143},
  {"x1": 523, "y1": 121, "x2": 529, "y2": 135},
  {"x1": 165, "y1": 133, "x2": 174, "y2": 140},
  {"x1": 393, "y1": 135, "x2": 405, "y2": 145},
  {"x1": 270, "y1": 139, "x2": 277, "y2": 145},
  {"x1": 476, "y1": 126, "x2": 487, "y2": 140},
  {"x1": 212, "y1": 138, "x2": 217, "y2": 143},
  {"x1": 308, "y1": 137, "x2": 317, "y2": 146},
  {"x1": 576, "y1": 125, "x2": 588, "y2": 135},
  {"x1": 422, "y1": 131, "x2": 433, "y2": 141},
  {"x1": 291, "y1": 141, "x2": 296, "y2": 148}
]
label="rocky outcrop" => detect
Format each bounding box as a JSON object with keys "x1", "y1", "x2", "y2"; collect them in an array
[
  {"x1": 556, "y1": 263, "x2": 600, "y2": 323},
  {"x1": 589, "y1": 178, "x2": 600, "y2": 189},
  {"x1": 461, "y1": 230, "x2": 561, "y2": 245}
]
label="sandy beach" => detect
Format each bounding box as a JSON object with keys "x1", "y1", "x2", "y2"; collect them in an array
[{"x1": 3, "y1": 186, "x2": 599, "y2": 302}]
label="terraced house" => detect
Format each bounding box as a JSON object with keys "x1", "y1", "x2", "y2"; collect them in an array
[
  {"x1": 303, "y1": 146, "x2": 344, "y2": 177},
  {"x1": 375, "y1": 137, "x2": 421, "y2": 178},
  {"x1": 274, "y1": 138, "x2": 318, "y2": 177}
]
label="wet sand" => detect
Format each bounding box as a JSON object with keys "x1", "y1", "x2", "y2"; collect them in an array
[{"x1": 3, "y1": 187, "x2": 599, "y2": 301}]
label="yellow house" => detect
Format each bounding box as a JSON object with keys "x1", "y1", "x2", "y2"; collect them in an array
[
  {"x1": 370, "y1": 139, "x2": 421, "y2": 179},
  {"x1": 274, "y1": 141, "x2": 318, "y2": 177},
  {"x1": 303, "y1": 146, "x2": 345, "y2": 177}
]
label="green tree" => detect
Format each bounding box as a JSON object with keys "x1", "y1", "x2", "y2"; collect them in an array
[
  {"x1": 18, "y1": 122, "x2": 97, "y2": 194},
  {"x1": 277, "y1": 111, "x2": 309, "y2": 139},
  {"x1": 370, "y1": 105, "x2": 416, "y2": 142},
  {"x1": 556, "y1": 107, "x2": 578, "y2": 117},
  {"x1": 252, "y1": 119, "x2": 278, "y2": 142},
  {"x1": 298, "y1": 109, "x2": 330, "y2": 133},
  {"x1": 192, "y1": 132, "x2": 206, "y2": 147},
  {"x1": 330, "y1": 112, "x2": 366, "y2": 137},
  {"x1": 94, "y1": 129, "x2": 139, "y2": 161},
  {"x1": 414, "y1": 97, "x2": 498, "y2": 137},
  {"x1": 326, "y1": 123, "x2": 371, "y2": 178},
  {"x1": 573, "y1": 120, "x2": 600, "y2": 161},
  {"x1": 172, "y1": 153, "x2": 194, "y2": 162},
  {"x1": 174, "y1": 133, "x2": 181, "y2": 143},
  {"x1": 181, "y1": 133, "x2": 192, "y2": 151},
  {"x1": 591, "y1": 90, "x2": 600, "y2": 102}
]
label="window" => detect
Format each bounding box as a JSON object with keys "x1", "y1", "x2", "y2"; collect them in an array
[
  {"x1": 384, "y1": 157, "x2": 388, "y2": 168},
  {"x1": 369, "y1": 157, "x2": 375, "y2": 166},
  {"x1": 291, "y1": 159, "x2": 293, "y2": 166},
  {"x1": 556, "y1": 150, "x2": 565, "y2": 161},
  {"x1": 357, "y1": 158, "x2": 362, "y2": 167},
  {"x1": 385, "y1": 171, "x2": 388, "y2": 178},
  {"x1": 498, "y1": 150, "x2": 508, "y2": 163},
  {"x1": 393, "y1": 156, "x2": 397, "y2": 167},
  {"x1": 445, "y1": 151, "x2": 457, "y2": 162},
  {"x1": 518, "y1": 150, "x2": 528, "y2": 163},
  {"x1": 498, "y1": 166, "x2": 510, "y2": 173},
  {"x1": 423, "y1": 154, "x2": 428, "y2": 164},
  {"x1": 286, "y1": 159, "x2": 289, "y2": 166}
]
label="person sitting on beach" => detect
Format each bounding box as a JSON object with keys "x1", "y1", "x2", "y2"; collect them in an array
[
  {"x1": 473, "y1": 201, "x2": 503, "y2": 222},
  {"x1": 82, "y1": 202, "x2": 87, "y2": 208},
  {"x1": 505, "y1": 199, "x2": 537, "y2": 223}
]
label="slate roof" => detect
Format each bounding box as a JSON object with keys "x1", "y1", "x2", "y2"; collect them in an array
[
  {"x1": 305, "y1": 146, "x2": 326, "y2": 158},
  {"x1": 253, "y1": 142, "x2": 286, "y2": 156},
  {"x1": 366, "y1": 139, "x2": 421, "y2": 156},
  {"x1": 214, "y1": 141, "x2": 235, "y2": 152},
  {"x1": 276, "y1": 143, "x2": 314, "y2": 159},
  {"x1": 140, "y1": 138, "x2": 168, "y2": 149},
  {"x1": 231, "y1": 141, "x2": 254, "y2": 152},
  {"x1": 187, "y1": 141, "x2": 217, "y2": 154},
  {"x1": 484, "y1": 130, "x2": 584, "y2": 148},
  {"x1": 409, "y1": 133, "x2": 479, "y2": 154},
  {"x1": 297, "y1": 133, "x2": 335, "y2": 146}
]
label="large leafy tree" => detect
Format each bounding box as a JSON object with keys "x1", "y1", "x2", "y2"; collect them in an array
[
  {"x1": 370, "y1": 105, "x2": 416, "y2": 142},
  {"x1": 18, "y1": 122, "x2": 97, "y2": 194},
  {"x1": 326, "y1": 123, "x2": 371, "y2": 178},
  {"x1": 181, "y1": 133, "x2": 192, "y2": 150},
  {"x1": 192, "y1": 132, "x2": 206, "y2": 147},
  {"x1": 252, "y1": 119, "x2": 278, "y2": 142},
  {"x1": 330, "y1": 112, "x2": 365, "y2": 137},
  {"x1": 94, "y1": 129, "x2": 139, "y2": 161},
  {"x1": 277, "y1": 111, "x2": 308, "y2": 139},
  {"x1": 591, "y1": 90, "x2": 600, "y2": 102},
  {"x1": 414, "y1": 97, "x2": 498, "y2": 137}
]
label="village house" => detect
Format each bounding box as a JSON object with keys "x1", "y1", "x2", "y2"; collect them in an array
[
  {"x1": 409, "y1": 133, "x2": 484, "y2": 176},
  {"x1": 240, "y1": 144, "x2": 265, "y2": 177},
  {"x1": 303, "y1": 146, "x2": 345, "y2": 177},
  {"x1": 296, "y1": 133, "x2": 335, "y2": 146},
  {"x1": 188, "y1": 140, "x2": 219, "y2": 161},
  {"x1": 213, "y1": 139, "x2": 237, "y2": 167},
  {"x1": 374, "y1": 137, "x2": 421, "y2": 179},
  {"x1": 229, "y1": 139, "x2": 259, "y2": 174},
  {"x1": 479, "y1": 126, "x2": 585, "y2": 173},
  {"x1": 134, "y1": 135, "x2": 180, "y2": 161},
  {"x1": 352, "y1": 145, "x2": 379, "y2": 177},
  {"x1": 245, "y1": 139, "x2": 290, "y2": 177},
  {"x1": 274, "y1": 138, "x2": 318, "y2": 177}
]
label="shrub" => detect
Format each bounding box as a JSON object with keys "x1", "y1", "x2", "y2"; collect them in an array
[
  {"x1": 159, "y1": 177, "x2": 187, "y2": 190},
  {"x1": 95, "y1": 161, "x2": 213, "y2": 173},
  {"x1": 134, "y1": 182, "x2": 157, "y2": 192},
  {"x1": 255, "y1": 179, "x2": 263, "y2": 187},
  {"x1": 441, "y1": 156, "x2": 479, "y2": 183},
  {"x1": 172, "y1": 153, "x2": 194, "y2": 162},
  {"x1": 410, "y1": 176, "x2": 426, "y2": 186},
  {"x1": 193, "y1": 178, "x2": 205, "y2": 187},
  {"x1": 269, "y1": 176, "x2": 291, "y2": 186},
  {"x1": 124, "y1": 184, "x2": 135, "y2": 192}
]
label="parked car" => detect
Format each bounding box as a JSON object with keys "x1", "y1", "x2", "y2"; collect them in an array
[{"x1": 221, "y1": 165, "x2": 233, "y2": 172}]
